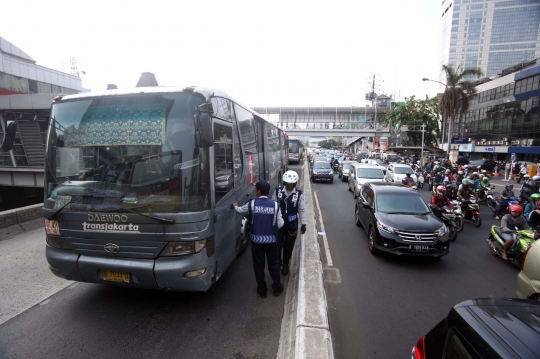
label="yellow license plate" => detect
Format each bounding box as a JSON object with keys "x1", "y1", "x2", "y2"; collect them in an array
[{"x1": 103, "y1": 270, "x2": 130, "y2": 283}]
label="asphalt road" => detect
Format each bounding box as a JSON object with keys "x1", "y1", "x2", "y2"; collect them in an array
[
  {"x1": 311, "y1": 170, "x2": 520, "y2": 359},
  {"x1": 0, "y1": 165, "x2": 306, "y2": 359}
]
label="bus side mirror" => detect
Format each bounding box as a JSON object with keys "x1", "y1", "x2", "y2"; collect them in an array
[
  {"x1": 1, "y1": 121, "x2": 17, "y2": 152},
  {"x1": 195, "y1": 112, "x2": 214, "y2": 148}
]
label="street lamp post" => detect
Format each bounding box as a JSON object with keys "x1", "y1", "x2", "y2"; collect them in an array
[{"x1": 422, "y1": 78, "x2": 452, "y2": 158}]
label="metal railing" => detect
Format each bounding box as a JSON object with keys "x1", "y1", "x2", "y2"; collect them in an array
[{"x1": 276, "y1": 122, "x2": 390, "y2": 131}]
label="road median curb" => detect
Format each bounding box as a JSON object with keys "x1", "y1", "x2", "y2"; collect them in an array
[
  {"x1": 0, "y1": 204, "x2": 44, "y2": 241},
  {"x1": 278, "y1": 162, "x2": 334, "y2": 359}
]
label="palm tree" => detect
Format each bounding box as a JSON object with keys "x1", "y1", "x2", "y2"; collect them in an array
[{"x1": 439, "y1": 64, "x2": 483, "y2": 158}]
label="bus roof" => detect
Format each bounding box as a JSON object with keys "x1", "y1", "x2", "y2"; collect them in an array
[{"x1": 55, "y1": 86, "x2": 261, "y2": 119}]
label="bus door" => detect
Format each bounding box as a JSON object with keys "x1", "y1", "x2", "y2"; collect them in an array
[{"x1": 213, "y1": 119, "x2": 237, "y2": 275}]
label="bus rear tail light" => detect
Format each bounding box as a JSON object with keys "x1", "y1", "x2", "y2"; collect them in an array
[{"x1": 160, "y1": 239, "x2": 207, "y2": 256}]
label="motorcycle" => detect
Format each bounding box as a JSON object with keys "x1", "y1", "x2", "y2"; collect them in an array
[
  {"x1": 486, "y1": 225, "x2": 534, "y2": 268},
  {"x1": 431, "y1": 205, "x2": 459, "y2": 242},
  {"x1": 486, "y1": 190, "x2": 519, "y2": 217},
  {"x1": 333, "y1": 163, "x2": 339, "y2": 173},
  {"x1": 401, "y1": 178, "x2": 417, "y2": 190},
  {"x1": 453, "y1": 195, "x2": 482, "y2": 228}
]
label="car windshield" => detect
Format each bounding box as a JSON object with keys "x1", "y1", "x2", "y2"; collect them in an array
[
  {"x1": 343, "y1": 163, "x2": 353, "y2": 169},
  {"x1": 314, "y1": 162, "x2": 331, "y2": 169},
  {"x1": 395, "y1": 166, "x2": 413, "y2": 174},
  {"x1": 44, "y1": 93, "x2": 211, "y2": 213},
  {"x1": 357, "y1": 168, "x2": 384, "y2": 179},
  {"x1": 470, "y1": 160, "x2": 484, "y2": 166},
  {"x1": 376, "y1": 193, "x2": 429, "y2": 214},
  {"x1": 374, "y1": 159, "x2": 385, "y2": 166}
]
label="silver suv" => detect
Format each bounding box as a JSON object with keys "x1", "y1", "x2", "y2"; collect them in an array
[{"x1": 348, "y1": 163, "x2": 386, "y2": 198}]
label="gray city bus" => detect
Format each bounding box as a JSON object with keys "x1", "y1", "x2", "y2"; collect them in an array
[{"x1": 43, "y1": 83, "x2": 288, "y2": 291}]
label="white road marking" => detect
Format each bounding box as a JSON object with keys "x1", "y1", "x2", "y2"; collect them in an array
[{"x1": 313, "y1": 191, "x2": 333, "y2": 267}]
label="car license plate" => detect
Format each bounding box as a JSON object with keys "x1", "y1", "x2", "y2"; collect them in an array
[
  {"x1": 409, "y1": 245, "x2": 429, "y2": 252},
  {"x1": 103, "y1": 270, "x2": 130, "y2": 283}
]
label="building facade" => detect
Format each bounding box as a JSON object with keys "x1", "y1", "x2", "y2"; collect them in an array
[
  {"x1": 455, "y1": 60, "x2": 540, "y2": 161},
  {"x1": 440, "y1": 0, "x2": 540, "y2": 85},
  {"x1": 0, "y1": 36, "x2": 81, "y2": 197}
]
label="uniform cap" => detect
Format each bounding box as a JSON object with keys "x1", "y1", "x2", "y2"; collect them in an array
[{"x1": 255, "y1": 180, "x2": 271, "y2": 192}]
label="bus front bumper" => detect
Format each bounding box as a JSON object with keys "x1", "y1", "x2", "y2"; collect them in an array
[{"x1": 46, "y1": 245, "x2": 217, "y2": 292}]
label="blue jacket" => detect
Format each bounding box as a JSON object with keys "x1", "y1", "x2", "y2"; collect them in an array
[
  {"x1": 524, "y1": 201, "x2": 539, "y2": 221},
  {"x1": 275, "y1": 187, "x2": 303, "y2": 231}
]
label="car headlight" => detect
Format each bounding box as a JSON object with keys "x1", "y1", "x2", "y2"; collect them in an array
[
  {"x1": 160, "y1": 239, "x2": 206, "y2": 256},
  {"x1": 312, "y1": 171, "x2": 318, "y2": 174},
  {"x1": 377, "y1": 221, "x2": 397, "y2": 234},
  {"x1": 435, "y1": 226, "x2": 446, "y2": 236}
]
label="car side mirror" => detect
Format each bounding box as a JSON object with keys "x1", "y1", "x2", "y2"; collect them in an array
[
  {"x1": 362, "y1": 202, "x2": 371, "y2": 209},
  {"x1": 1, "y1": 121, "x2": 17, "y2": 152},
  {"x1": 194, "y1": 111, "x2": 214, "y2": 148}
]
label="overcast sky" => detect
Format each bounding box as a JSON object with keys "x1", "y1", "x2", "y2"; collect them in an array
[{"x1": 3, "y1": 0, "x2": 442, "y2": 107}]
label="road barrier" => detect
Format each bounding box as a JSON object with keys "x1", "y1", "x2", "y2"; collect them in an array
[{"x1": 0, "y1": 203, "x2": 43, "y2": 229}]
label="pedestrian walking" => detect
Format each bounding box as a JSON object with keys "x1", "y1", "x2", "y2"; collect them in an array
[
  {"x1": 232, "y1": 180, "x2": 284, "y2": 298},
  {"x1": 272, "y1": 170, "x2": 306, "y2": 276}
]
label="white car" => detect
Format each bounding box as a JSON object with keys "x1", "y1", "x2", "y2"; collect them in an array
[
  {"x1": 347, "y1": 163, "x2": 386, "y2": 198},
  {"x1": 359, "y1": 158, "x2": 387, "y2": 175},
  {"x1": 386, "y1": 164, "x2": 417, "y2": 184}
]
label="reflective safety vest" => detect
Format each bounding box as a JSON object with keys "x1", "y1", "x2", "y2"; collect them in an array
[
  {"x1": 275, "y1": 187, "x2": 302, "y2": 231},
  {"x1": 247, "y1": 198, "x2": 279, "y2": 243}
]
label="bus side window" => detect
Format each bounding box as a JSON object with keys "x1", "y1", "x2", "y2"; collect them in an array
[
  {"x1": 232, "y1": 115, "x2": 243, "y2": 186},
  {"x1": 214, "y1": 121, "x2": 234, "y2": 203}
]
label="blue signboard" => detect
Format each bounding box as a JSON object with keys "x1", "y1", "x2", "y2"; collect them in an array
[{"x1": 451, "y1": 137, "x2": 469, "y2": 144}]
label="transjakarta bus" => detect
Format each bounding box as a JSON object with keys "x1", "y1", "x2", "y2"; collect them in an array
[
  {"x1": 288, "y1": 139, "x2": 304, "y2": 164},
  {"x1": 43, "y1": 84, "x2": 288, "y2": 291}
]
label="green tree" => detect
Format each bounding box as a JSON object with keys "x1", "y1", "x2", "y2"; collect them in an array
[
  {"x1": 439, "y1": 64, "x2": 483, "y2": 152},
  {"x1": 318, "y1": 138, "x2": 342, "y2": 149},
  {"x1": 383, "y1": 96, "x2": 441, "y2": 147}
]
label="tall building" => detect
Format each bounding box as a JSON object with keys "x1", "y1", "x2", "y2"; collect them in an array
[{"x1": 440, "y1": 0, "x2": 540, "y2": 84}]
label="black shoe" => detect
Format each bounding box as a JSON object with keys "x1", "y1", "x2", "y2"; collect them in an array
[
  {"x1": 273, "y1": 284, "x2": 284, "y2": 297},
  {"x1": 257, "y1": 290, "x2": 267, "y2": 298},
  {"x1": 281, "y1": 264, "x2": 289, "y2": 276}
]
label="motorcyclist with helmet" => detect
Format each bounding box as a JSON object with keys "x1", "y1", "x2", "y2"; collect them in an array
[
  {"x1": 496, "y1": 184, "x2": 516, "y2": 220},
  {"x1": 457, "y1": 178, "x2": 477, "y2": 212},
  {"x1": 520, "y1": 174, "x2": 539, "y2": 204},
  {"x1": 478, "y1": 176, "x2": 492, "y2": 201},
  {"x1": 402, "y1": 172, "x2": 416, "y2": 187},
  {"x1": 456, "y1": 170, "x2": 464, "y2": 184},
  {"x1": 500, "y1": 204, "x2": 529, "y2": 260},
  {"x1": 272, "y1": 170, "x2": 306, "y2": 276},
  {"x1": 431, "y1": 185, "x2": 454, "y2": 210},
  {"x1": 524, "y1": 193, "x2": 540, "y2": 224}
]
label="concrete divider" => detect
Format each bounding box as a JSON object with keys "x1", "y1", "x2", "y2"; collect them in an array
[
  {"x1": 277, "y1": 163, "x2": 334, "y2": 359},
  {"x1": 0, "y1": 203, "x2": 43, "y2": 229}
]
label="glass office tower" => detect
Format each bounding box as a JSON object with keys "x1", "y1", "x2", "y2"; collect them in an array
[{"x1": 440, "y1": 0, "x2": 540, "y2": 85}]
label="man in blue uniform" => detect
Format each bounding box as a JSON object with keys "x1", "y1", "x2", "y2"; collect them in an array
[
  {"x1": 232, "y1": 180, "x2": 284, "y2": 298},
  {"x1": 272, "y1": 170, "x2": 307, "y2": 276}
]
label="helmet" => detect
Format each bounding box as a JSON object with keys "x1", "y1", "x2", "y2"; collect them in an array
[
  {"x1": 458, "y1": 170, "x2": 464, "y2": 175},
  {"x1": 406, "y1": 172, "x2": 411, "y2": 177},
  {"x1": 282, "y1": 170, "x2": 299, "y2": 184},
  {"x1": 524, "y1": 174, "x2": 530, "y2": 178},
  {"x1": 445, "y1": 169, "x2": 451, "y2": 174},
  {"x1": 481, "y1": 170, "x2": 487, "y2": 173},
  {"x1": 436, "y1": 185, "x2": 446, "y2": 195},
  {"x1": 505, "y1": 184, "x2": 514, "y2": 190},
  {"x1": 533, "y1": 176, "x2": 540, "y2": 181},
  {"x1": 482, "y1": 177, "x2": 489, "y2": 183},
  {"x1": 464, "y1": 165, "x2": 469, "y2": 168},
  {"x1": 531, "y1": 193, "x2": 540, "y2": 200},
  {"x1": 473, "y1": 172, "x2": 478, "y2": 175},
  {"x1": 462, "y1": 178, "x2": 470, "y2": 185},
  {"x1": 509, "y1": 204, "x2": 523, "y2": 214},
  {"x1": 434, "y1": 161, "x2": 440, "y2": 165}
]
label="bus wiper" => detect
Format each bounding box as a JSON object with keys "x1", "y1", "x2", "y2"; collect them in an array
[
  {"x1": 46, "y1": 195, "x2": 81, "y2": 220},
  {"x1": 91, "y1": 206, "x2": 175, "y2": 224}
]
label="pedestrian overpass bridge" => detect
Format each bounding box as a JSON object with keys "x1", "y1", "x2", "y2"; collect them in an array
[{"x1": 252, "y1": 106, "x2": 391, "y2": 137}]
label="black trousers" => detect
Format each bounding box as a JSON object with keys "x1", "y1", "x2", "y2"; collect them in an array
[
  {"x1": 250, "y1": 241, "x2": 281, "y2": 293},
  {"x1": 278, "y1": 224, "x2": 298, "y2": 267}
]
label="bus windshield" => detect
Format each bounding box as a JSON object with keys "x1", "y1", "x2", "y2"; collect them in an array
[
  {"x1": 44, "y1": 93, "x2": 211, "y2": 213},
  {"x1": 289, "y1": 141, "x2": 299, "y2": 153}
]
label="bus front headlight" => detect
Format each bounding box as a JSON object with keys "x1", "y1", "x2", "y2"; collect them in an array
[{"x1": 160, "y1": 240, "x2": 206, "y2": 256}]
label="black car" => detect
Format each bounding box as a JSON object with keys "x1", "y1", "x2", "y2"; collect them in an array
[
  {"x1": 413, "y1": 298, "x2": 540, "y2": 359},
  {"x1": 467, "y1": 159, "x2": 496, "y2": 173},
  {"x1": 310, "y1": 161, "x2": 334, "y2": 183},
  {"x1": 354, "y1": 182, "x2": 449, "y2": 257},
  {"x1": 456, "y1": 156, "x2": 470, "y2": 165}
]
